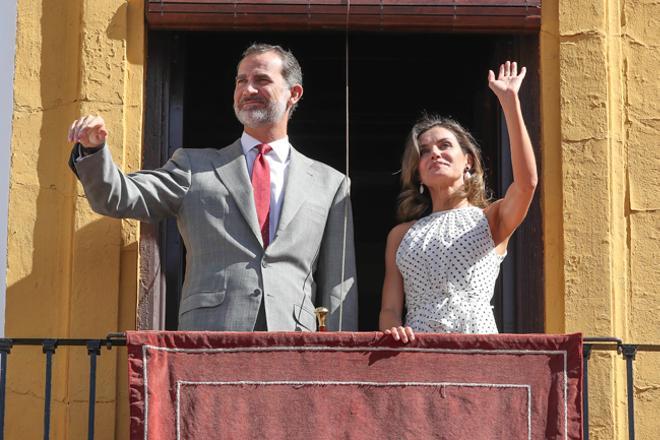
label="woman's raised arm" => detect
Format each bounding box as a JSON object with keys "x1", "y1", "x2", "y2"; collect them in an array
[{"x1": 485, "y1": 61, "x2": 538, "y2": 250}]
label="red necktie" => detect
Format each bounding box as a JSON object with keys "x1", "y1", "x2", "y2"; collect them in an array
[{"x1": 251, "y1": 144, "x2": 272, "y2": 247}]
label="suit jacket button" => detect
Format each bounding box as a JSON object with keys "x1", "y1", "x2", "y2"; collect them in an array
[{"x1": 252, "y1": 289, "x2": 261, "y2": 297}]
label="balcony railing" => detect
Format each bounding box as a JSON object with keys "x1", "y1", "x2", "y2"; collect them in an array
[
  {"x1": 0, "y1": 335, "x2": 657, "y2": 440},
  {"x1": 0, "y1": 335, "x2": 126, "y2": 440},
  {"x1": 582, "y1": 337, "x2": 660, "y2": 440}
]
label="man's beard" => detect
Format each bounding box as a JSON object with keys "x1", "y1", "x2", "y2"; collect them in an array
[{"x1": 234, "y1": 96, "x2": 287, "y2": 127}]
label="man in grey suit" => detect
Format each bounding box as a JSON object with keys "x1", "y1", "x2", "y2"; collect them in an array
[{"x1": 68, "y1": 43, "x2": 357, "y2": 332}]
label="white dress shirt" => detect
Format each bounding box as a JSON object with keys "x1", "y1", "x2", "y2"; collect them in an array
[{"x1": 241, "y1": 132, "x2": 291, "y2": 243}]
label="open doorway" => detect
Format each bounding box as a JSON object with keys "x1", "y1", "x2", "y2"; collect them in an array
[{"x1": 144, "y1": 31, "x2": 543, "y2": 332}]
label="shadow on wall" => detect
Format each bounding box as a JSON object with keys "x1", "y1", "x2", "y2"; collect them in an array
[{"x1": 4, "y1": 2, "x2": 143, "y2": 439}]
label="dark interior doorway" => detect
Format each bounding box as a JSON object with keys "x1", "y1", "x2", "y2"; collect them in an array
[{"x1": 144, "y1": 31, "x2": 543, "y2": 333}]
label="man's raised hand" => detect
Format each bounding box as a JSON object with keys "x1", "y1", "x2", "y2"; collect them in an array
[{"x1": 68, "y1": 115, "x2": 108, "y2": 149}]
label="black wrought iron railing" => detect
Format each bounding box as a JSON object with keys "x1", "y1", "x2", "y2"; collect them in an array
[
  {"x1": 582, "y1": 337, "x2": 660, "y2": 440},
  {"x1": 0, "y1": 335, "x2": 126, "y2": 440},
  {"x1": 0, "y1": 335, "x2": 657, "y2": 440}
]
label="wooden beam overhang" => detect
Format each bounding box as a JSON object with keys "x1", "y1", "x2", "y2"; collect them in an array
[{"x1": 146, "y1": 0, "x2": 541, "y2": 33}]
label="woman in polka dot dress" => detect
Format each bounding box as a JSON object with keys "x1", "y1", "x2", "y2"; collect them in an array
[{"x1": 379, "y1": 61, "x2": 537, "y2": 342}]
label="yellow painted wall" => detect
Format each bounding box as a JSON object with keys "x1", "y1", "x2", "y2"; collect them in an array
[
  {"x1": 542, "y1": 0, "x2": 660, "y2": 438},
  {"x1": 4, "y1": 0, "x2": 658, "y2": 439},
  {"x1": 6, "y1": 1, "x2": 143, "y2": 438}
]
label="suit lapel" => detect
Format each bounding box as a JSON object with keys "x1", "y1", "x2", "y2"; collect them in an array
[
  {"x1": 275, "y1": 146, "x2": 315, "y2": 238},
  {"x1": 212, "y1": 139, "x2": 263, "y2": 245}
]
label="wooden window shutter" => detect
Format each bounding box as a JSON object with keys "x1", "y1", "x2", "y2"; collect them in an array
[{"x1": 146, "y1": 1, "x2": 541, "y2": 33}]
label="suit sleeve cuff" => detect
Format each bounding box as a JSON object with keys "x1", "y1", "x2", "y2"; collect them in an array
[{"x1": 76, "y1": 142, "x2": 105, "y2": 161}]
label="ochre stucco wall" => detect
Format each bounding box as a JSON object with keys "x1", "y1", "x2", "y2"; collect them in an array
[
  {"x1": 4, "y1": 0, "x2": 658, "y2": 439},
  {"x1": 543, "y1": 0, "x2": 660, "y2": 438},
  {"x1": 6, "y1": 1, "x2": 143, "y2": 438}
]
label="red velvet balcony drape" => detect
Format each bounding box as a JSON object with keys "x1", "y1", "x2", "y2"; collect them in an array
[{"x1": 128, "y1": 331, "x2": 582, "y2": 439}]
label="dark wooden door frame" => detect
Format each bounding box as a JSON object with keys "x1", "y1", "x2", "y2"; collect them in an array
[
  {"x1": 139, "y1": 31, "x2": 544, "y2": 333},
  {"x1": 493, "y1": 36, "x2": 544, "y2": 332},
  {"x1": 138, "y1": 32, "x2": 187, "y2": 330}
]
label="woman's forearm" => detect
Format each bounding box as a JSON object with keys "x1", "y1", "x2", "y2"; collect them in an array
[
  {"x1": 379, "y1": 308, "x2": 403, "y2": 331},
  {"x1": 500, "y1": 94, "x2": 538, "y2": 192}
]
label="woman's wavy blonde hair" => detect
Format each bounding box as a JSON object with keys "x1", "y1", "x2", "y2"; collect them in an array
[{"x1": 397, "y1": 115, "x2": 491, "y2": 222}]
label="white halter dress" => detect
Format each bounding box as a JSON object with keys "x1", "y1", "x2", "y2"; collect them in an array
[{"x1": 395, "y1": 206, "x2": 505, "y2": 334}]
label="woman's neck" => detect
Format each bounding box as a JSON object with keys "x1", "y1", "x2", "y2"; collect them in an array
[{"x1": 429, "y1": 185, "x2": 469, "y2": 212}]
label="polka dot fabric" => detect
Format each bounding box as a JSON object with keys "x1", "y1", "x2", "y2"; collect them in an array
[{"x1": 395, "y1": 206, "x2": 505, "y2": 334}]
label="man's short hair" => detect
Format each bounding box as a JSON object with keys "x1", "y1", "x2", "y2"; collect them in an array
[{"x1": 239, "y1": 43, "x2": 303, "y2": 113}]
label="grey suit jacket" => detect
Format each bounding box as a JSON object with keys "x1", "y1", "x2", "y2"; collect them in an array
[{"x1": 72, "y1": 140, "x2": 358, "y2": 331}]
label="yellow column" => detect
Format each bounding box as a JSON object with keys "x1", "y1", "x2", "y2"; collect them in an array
[
  {"x1": 543, "y1": 0, "x2": 660, "y2": 438},
  {"x1": 624, "y1": 0, "x2": 660, "y2": 438},
  {"x1": 558, "y1": 0, "x2": 627, "y2": 437},
  {"x1": 6, "y1": 1, "x2": 144, "y2": 438},
  {"x1": 540, "y1": 0, "x2": 565, "y2": 333}
]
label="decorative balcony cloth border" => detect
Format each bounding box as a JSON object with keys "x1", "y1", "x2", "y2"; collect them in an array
[{"x1": 127, "y1": 332, "x2": 582, "y2": 439}]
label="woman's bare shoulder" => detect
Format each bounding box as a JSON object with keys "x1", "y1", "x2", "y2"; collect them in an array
[{"x1": 387, "y1": 221, "x2": 416, "y2": 247}]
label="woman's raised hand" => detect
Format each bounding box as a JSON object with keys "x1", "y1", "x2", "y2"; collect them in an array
[
  {"x1": 488, "y1": 61, "x2": 526, "y2": 100},
  {"x1": 384, "y1": 326, "x2": 416, "y2": 344}
]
